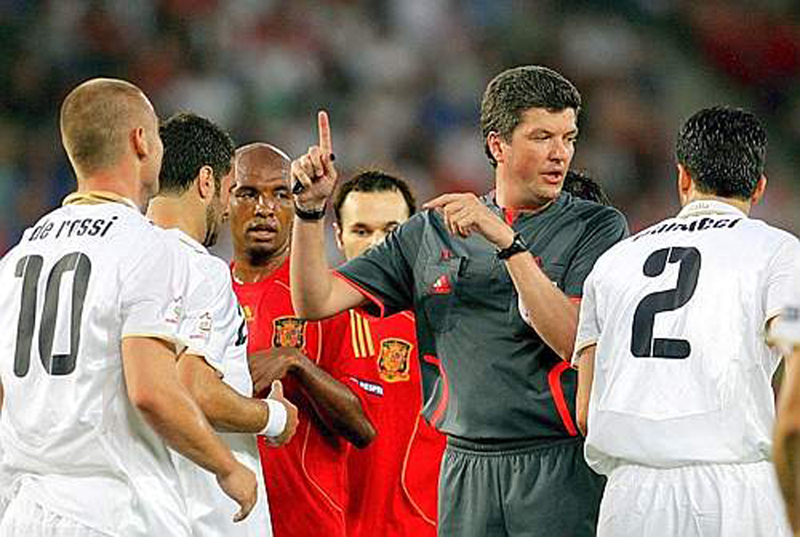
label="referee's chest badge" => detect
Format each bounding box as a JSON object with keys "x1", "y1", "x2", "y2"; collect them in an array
[
  {"x1": 430, "y1": 275, "x2": 452, "y2": 295},
  {"x1": 272, "y1": 316, "x2": 307, "y2": 349},
  {"x1": 377, "y1": 338, "x2": 413, "y2": 383}
]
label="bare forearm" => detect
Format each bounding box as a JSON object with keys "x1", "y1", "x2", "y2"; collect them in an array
[
  {"x1": 575, "y1": 347, "x2": 596, "y2": 436},
  {"x1": 123, "y1": 339, "x2": 237, "y2": 477},
  {"x1": 775, "y1": 347, "x2": 800, "y2": 530},
  {"x1": 506, "y1": 252, "x2": 579, "y2": 360},
  {"x1": 195, "y1": 382, "x2": 269, "y2": 434},
  {"x1": 291, "y1": 219, "x2": 334, "y2": 318},
  {"x1": 775, "y1": 428, "x2": 800, "y2": 530},
  {"x1": 293, "y1": 357, "x2": 375, "y2": 448},
  {"x1": 291, "y1": 219, "x2": 367, "y2": 319},
  {"x1": 140, "y1": 390, "x2": 237, "y2": 473},
  {"x1": 179, "y1": 355, "x2": 268, "y2": 433}
]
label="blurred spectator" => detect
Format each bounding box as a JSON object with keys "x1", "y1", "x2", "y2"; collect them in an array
[{"x1": 0, "y1": 0, "x2": 796, "y2": 259}]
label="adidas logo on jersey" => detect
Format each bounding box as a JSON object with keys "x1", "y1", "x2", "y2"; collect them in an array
[{"x1": 430, "y1": 275, "x2": 452, "y2": 295}]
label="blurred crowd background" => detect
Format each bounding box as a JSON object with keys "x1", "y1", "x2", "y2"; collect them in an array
[{"x1": 1, "y1": 0, "x2": 797, "y2": 261}]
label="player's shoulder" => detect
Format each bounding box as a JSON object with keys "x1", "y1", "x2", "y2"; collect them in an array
[
  {"x1": 561, "y1": 193, "x2": 626, "y2": 226},
  {"x1": 396, "y1": 210, "x2": 431, "y2": 236},
  {"x1": 745, "y1": 217, "x2": 798, "y2": 244},
  {"x1": 588, "y1": 216, "x2": 653, "y2": 273},
  {"x1": 196, "y1": 254, "x2": 235, "y2": 297},
  {"x1": 165, "y1": 232, "x2": 234, "y2": 301}
]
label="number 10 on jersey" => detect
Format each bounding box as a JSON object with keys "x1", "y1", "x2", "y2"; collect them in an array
[{"x1": 13, "y1": 253, "x2": 92, "y2": 377}]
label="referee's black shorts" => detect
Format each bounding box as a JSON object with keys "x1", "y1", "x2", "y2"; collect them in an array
[{"x1": 438, "y1": 436, "x2": 605, "y2": 537}]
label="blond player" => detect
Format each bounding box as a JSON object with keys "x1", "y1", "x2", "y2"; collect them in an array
[{"x1": 0, "y1": 79, "x2": 256, "y2": 536}]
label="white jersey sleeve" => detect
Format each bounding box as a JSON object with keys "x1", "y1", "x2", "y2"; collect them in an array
[
  {"x1": 170, "y1": 230, "x2": 247, "y2": 374},
  {"x1": 120, "y1": 232, "x2": 187, "y2": 343},
  {"x1": 768, "y1": 243, "x2": 800, "y2": 347},
  {"x1": 573, "y1": 269, "x2": 601, "y2": 366}
]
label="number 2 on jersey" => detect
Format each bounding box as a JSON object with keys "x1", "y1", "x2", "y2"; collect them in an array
[
  {"x1": 13, "y1": 253, "x2": 92, "y2": 377},
  {"x1": 631, "y1": 247, "x2": 701, "y2": 359}
]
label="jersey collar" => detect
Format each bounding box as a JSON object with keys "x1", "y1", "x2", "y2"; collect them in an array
[
  {"x1": 62, "y1": 191, "x2": 139, "y2": 211},
  {"x1": 677, "y1": 200, "x2": 746, "y2": 219},
  {"x1": 484, "y1": 190, "x2": 564, "y2": 223},
  {"x1": 165, "y1": 228, "x2": 208, "y2": 255}
]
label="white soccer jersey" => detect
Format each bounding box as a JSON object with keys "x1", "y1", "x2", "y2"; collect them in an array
[
  {"x1": 770, "y1": 255, "x2": 800, "y2": 348},
  {"x1": 575, "y1": 200, "x2": 800, "y2": 475},
  {"x1": 166, "y1": 229, "x2": 272, "y2": 537},
  {"x1": 0, "y1": 195, "x2": 193, "y2": 536}
]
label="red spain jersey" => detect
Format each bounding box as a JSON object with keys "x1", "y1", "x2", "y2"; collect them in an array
[
  {"x1": 232, "y1": 259, "x2": 356, "y2": 537},
  {"x1": 342, "y1": 309, "x2": 446, "y2": 537}
]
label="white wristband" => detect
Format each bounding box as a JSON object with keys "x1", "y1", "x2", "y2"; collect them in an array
[{"x1": 261, "y1": 399, "x2": 288, "y2": 439}]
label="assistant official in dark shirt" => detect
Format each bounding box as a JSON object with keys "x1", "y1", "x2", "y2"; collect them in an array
[{"x1": 288, "y1": 66, "x2": 628, "y2": 537}]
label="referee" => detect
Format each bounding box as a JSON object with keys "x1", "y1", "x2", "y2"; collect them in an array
[{"x1": 289, "y1": 66, "x2": 628, "y2": 537}]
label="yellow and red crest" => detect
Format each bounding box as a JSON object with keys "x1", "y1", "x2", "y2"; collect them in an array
[
  {"x1": 272, "y1": 316, "x2": 307, "y2": 349},
  {"x1": 377, "y1": 338, "x2": 413, "y2": 383}
]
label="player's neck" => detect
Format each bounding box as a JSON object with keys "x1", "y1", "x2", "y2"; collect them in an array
[
  {"x1": 76, "y1": 167, "x2": 147, "y2": 212},
  {"x1": 683, "y1": 193, "x2": 751, "y2": 216},
  {"x1": 147, "y1": 196, "x2": 206, "y2": 243},
  {"x1": 232, "y1": 246, "x2": 290, "y2": 284}
]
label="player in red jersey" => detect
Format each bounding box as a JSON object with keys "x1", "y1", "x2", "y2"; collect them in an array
[
  {"x1": 229, "y1": 142, "x2": 375, "y2": 537},
  {"x1": 332, "y1": 170, "x2": 446, "y2": 536}
]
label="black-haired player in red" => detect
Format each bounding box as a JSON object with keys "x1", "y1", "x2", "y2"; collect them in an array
[{"x1": 332, "y1": 170, "x2": 445, "y2": 537}]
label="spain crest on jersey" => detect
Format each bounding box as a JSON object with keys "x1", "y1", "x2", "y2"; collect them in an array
[
  {"x1": 377, "y1": 338, "x2": 413, "y2": 383},
  {"x1": 272, "y1": 316, "x2": 307, "y2": 349}
]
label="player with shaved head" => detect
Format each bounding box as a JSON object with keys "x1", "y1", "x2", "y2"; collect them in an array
[
  {"x1": 230, "y1": 143, "x2": 375, "y2": 537},
  {"x1": 0, "y1": 78, "x2": 256, "y2": 536}
]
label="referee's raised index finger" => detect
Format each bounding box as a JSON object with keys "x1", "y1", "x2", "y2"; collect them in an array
[{"x1": 318, "y1": 110, "x2": 332, "y2": 154}]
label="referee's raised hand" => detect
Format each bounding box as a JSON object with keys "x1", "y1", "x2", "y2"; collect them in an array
[{"x1": 291, "y1": 110, "x2": 337, "y2": 211}]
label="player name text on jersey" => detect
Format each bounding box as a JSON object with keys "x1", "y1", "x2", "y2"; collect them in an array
[{"x1": 28, "y1": 216, "x2": 119, "y2": 242}]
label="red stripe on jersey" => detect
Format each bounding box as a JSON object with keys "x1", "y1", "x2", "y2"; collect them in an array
[
  {"x1": 430, "y1": 360, "x2": 450, "y2": 427},
  {"x1": 422, "y1": 354, "x2": 440, "y2": 366},
  {"x1": 333, "y1": 270, "x2": 386, "y2": 318},
  {"x1": 548, "y1": 361, "x2": 578, "y2": 437},
  {"x1": 400, "y1": 416, "x2": 437, "y2": 526},
  {"x1": 300, "y1": 418, "x2": 346, "y2": 516},
  {"x1": 568, "y1": 296, "x2": 582, "y2": 305}
]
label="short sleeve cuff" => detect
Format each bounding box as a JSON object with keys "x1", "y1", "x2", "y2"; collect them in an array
[
  {"x1": 770, "y1": 308, "x2": 800, "y2": 348},
  {"x1": 121, "y1": 300, "x2": 181, "y2": 345},
  {"x1": 571, "y1": 339, "x2": 598, "y2": 368}
]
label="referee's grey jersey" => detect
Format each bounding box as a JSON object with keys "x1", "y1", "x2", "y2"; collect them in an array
[{"x1": 337, "y1": 192, "x2": 628, "y2": 441}]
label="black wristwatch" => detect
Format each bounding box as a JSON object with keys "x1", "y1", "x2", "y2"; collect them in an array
[
  {"x1": 496, "y1": 232, "x2": 529, "y2": 260},
  {"x1": 294, "y1": 202, "x2": 326, "y2": 221}
]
